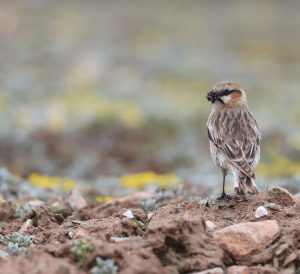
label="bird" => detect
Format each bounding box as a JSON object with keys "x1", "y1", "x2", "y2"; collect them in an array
[{"x1": 206, "y1": 81, "x2": 261, "y2": 198}]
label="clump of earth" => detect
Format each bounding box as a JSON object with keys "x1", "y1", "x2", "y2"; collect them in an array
[{"x1": 0, "y1": 186, "x2": 299, "y2": 274}]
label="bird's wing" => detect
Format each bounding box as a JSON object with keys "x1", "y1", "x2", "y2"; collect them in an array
[{"x1": 207, "y1": 108, "x2": 260, "y2": 179}]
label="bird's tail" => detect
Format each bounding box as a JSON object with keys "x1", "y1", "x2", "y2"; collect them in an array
[{"x1": 235, "y1": 173, "x2": 259, "y2": 195}]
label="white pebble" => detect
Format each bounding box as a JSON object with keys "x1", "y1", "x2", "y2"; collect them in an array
[
  {"x1": 123, "y1": 209, "x2": 134, "y2": 219},
  {"x1": 27, "y1": 200, "x2": 45, "y2": 208},
  {"x1": 147, "y1": 212, "x2": 154, "y2": 221},
  {"x1": 0, "y1": 250, "x2": 9, "y2": 259},
  {"x1": 19, "y1": 219, "x2": 33, "y2": 233},
  {"x1": 205, "y1": 220, "x2": 217, "y2": 231},
  {"x1": 255, "y1": 206, "x2": 268, "y2": 218},
  {"x1": 111, "y1": 236, "x2": 142, "y2": 243},
  {"x1": 67, "y1": 231, "x2": 74, "y2": 239}
]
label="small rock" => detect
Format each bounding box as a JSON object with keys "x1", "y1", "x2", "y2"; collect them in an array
[
  {"x1": 214, "y1": 220, "x2": 280, "y2": 259},
  {"x1": 123, "y1": 209, "x2": 134, "y2": 219},
  {"x1": 205, "y1": 220, "x2": 217, "y2": 231},
  {"x1": 27, "y1": 200, "x2": 45, "y2": 208},
  {"x1": 268, "y1": 187, "x2": 296, "y2": 207},
  {"x1": 189, "y1": 267, "x2": 224, "y2": 274},
  {"x1": 198, "y1": 198, "x2": 210, "y2": 206},
  {"x1": 264, "y1": 202, "x2": 281, "y2": 211},
  {"x1": 273, "y1": 258, "x2": 279, "y2": 268},
  {"x1": 50, "y1": 201, "x2": 61, "y2": 208},
  {"x1": 0, "y1": 250, "x2": 9, "y2": 260},
  {"x1": 67, "y1": 227, "x2": 88, "y2": 239},
  {"x1": 68, "y1": 190, "x2": 87, "y2": 211},
  {"x1": 255, "y1": 206, "x2": 268, "y2": 218},
  {"x1": 71, "y1": 220, "x2": 89, "y2": 225},
  {"x1": 227, "y1": 266, "x2": 247, "y2": 274},
  {"x1": 110, "y1": 236, "x2": 129, "y2": 243},
  {"x1": 19, "y1": 219, "x2": 33, "y2": 233},
  {"x1": 228, "y1": 265, "x2": 279, "y2": 274},
  {"x1": 73, "y1": 228, "x2": 87, "y2": 239},
  {"x1": 147, "y1": 212, "x2": 154, "y2": 221},
  {"x1": 67, "y1": 231, "x2": 74, "y2": 239},
  {"x1": 110, "y1": 236, "x2": 142, "y2": 243},
  {"x1": 284, "y1": 252, "x2": 298, "y2": 266},
  {"x1": 281, "y1": 264, "x2": 296, "y2": 274},
  {"x1": 275, "y1": 243, "x2": 289, "y2": 256},
  {"x1": 223, "y1": 213, "x2": 233, "y2": 220}
]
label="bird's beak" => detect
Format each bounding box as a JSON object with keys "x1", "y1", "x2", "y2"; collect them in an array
[{"x1": 206, "y1": 90, "x2": 216, "y2": 103}]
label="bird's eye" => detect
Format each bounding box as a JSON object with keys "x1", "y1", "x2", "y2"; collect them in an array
[{"x1": 222, "y1": 89, "x2": 231, "y2": 96}]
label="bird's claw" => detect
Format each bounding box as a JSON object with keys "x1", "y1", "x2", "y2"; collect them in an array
[
  {"x1": 218, "y1": 192, "x2": 230, "y2": 200},
  {"x1": 234, "y1": 186, "x2": 245, "y2": 195}
]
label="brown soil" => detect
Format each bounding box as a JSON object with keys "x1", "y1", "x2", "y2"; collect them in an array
[
  {"x1": 0, "y1": 124, "x2": 183, "y2": 179},
  {"x1": 0, "y1": 192, "x2": 299, "y2": 274}
]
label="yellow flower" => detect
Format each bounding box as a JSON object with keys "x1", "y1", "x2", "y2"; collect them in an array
[
  {"x1": 121, "y1": 171, "x2": 179, "y2": 189},
  {"x1": 118, "y1": 102, "x2": 145, "y2": 129},
  {"x1": 47, "y1": 103, "x2": 66, "y2": 132},
  {"x1": 95, "y1": 196, "x2": 114, "y2": 203},
  {"x1": 57, "y1": 88, "x2": 145, "y2": 129},
  {"x1": 62, "y1": 179, "x2": 76, "y2": 191},
  {"x1": 28, "y1": 173, "x2": 76, "y2": 191}
]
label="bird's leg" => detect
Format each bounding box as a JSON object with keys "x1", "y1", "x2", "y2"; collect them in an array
[{"x1": 219, "y1": 169, "x2": 228, "y2": 199}]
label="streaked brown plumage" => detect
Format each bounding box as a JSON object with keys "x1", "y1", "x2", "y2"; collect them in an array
[{"x1": 206, "y1": 81, "x2": 260, "y2": 197}]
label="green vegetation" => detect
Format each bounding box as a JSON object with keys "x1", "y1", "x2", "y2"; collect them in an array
[
  {"x1": 90, "y1": 257, "x2": 118, "y2": 274},
  {"x1": 0, "y1": 232, "x2": 35, "y2": 256},
  {"x1": 70, "y1": 239, "x2": 94, "y2": 266},
  {"x1": 136, "y1": 220, "x2": 148, "y2": 231}
]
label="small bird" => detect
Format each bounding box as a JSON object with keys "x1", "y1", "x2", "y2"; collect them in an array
[{"x1": 206, "y1": 81, "x2": 261, "y2": 197}]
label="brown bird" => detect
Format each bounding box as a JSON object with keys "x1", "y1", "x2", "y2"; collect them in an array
[{"x1": 206, "y1": 81, "x2": 260, "y2": 197}]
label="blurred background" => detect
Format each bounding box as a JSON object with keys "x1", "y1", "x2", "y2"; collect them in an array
[{"x1": 0, "y1": 0, "x2": 300, "y2": 198}]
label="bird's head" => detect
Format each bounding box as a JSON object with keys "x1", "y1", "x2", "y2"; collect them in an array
[{"x1": 206, "y1": 81, "x2": 247, "y2": 107}]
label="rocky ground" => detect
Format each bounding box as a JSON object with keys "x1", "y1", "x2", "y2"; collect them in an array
[
  {"x1": 0, "y1": 187, "x2": 299, "y2": 274},
  {"x1": 1, "y1": 2, "x2": 300, "y2": 273}
]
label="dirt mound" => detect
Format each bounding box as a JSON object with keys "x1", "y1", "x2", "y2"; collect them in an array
[
  {"x1": 0, "y1": 190, "x2": 299, "y2": 274},
  {"x1": 0, "y1": 202, "x2": 15, "y2": 222},
  {"x1": 0, "y1": 251, "x2": 84, "y2": 274},
  {"x1": 145, "y1": 201, "x2": 224, "y2": 273}
]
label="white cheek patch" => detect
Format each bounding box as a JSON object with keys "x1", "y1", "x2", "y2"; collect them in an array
[{"x1": 221, "y1": 95, "x2": 231, "y2": 104}]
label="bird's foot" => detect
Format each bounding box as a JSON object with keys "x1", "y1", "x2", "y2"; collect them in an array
[
  {"x1": 234, "y1": 186, "x2": 245, "y2": 196},
  {"x1": 245, "y1": 178, "x2": 259, "y2": 194},
  {"x1": 248, "y1": 186, "x2": 259, "y2": 195},
  {"x1": 234, "y1": 182, "x2": 259, "y2": 195},
  {"x1": 217, "y1": 192, "x2": 230, "y2": 200}
]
